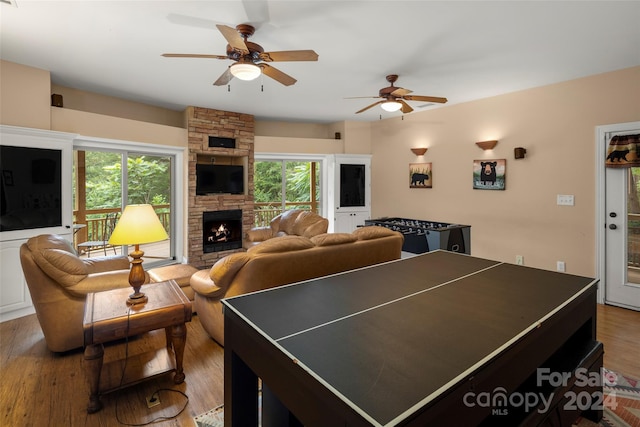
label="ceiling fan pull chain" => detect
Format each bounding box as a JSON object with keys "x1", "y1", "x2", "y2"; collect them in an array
[{"x1": 227, "y1": 85, "x2": 231, "y2": 92}]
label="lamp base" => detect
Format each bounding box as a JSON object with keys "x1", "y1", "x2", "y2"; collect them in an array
[{"x1": 127, "y1": 291, "x2": 148, "y2": 306}]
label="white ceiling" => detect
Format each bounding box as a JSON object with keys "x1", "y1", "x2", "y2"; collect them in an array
[{"x1": 2, "y1": 1, "x2": 639, "y2": 124}]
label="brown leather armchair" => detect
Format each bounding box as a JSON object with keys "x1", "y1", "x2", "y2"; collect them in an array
[
  {"x1": 19, "y1": 234, "x2": 143, "y2": 352},
  {"x1": 244, "y1": 209, "x2": 329, "y2": 248}
]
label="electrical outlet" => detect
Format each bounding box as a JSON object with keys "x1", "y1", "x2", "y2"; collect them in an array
[
  {"x1": 557, "y1": 261, "x2": 566, "y2": 272},
  {"x1": 556, "y1": 195, "x2": 575, "y2": 206},
  {"x1": 516, "y1": 255, "x2": 524, "y2": 265},
  {"x1": 146, "y1": 393, "x2": 161, "y2": 408}
]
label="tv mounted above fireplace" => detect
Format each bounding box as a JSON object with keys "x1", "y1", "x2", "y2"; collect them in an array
[{"x1": 196, "y1": 164, "x2": 244, "y2": 195}]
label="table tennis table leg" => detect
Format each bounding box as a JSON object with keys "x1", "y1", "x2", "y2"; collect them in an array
[
  {"x1": 225, "y1": 350, "x2": 259, "y2": 426},
  {"x1": 262, "y1": 384, "x2": 303, "y2": 427}
]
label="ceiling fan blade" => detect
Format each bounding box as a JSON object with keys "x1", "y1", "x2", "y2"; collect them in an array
[
  {"x1": 403, "y1": 95, "x2": 448, "y2": 104},
  {"x1": 216, "y1": 24, "x2": 249, "y2": 53},
  {"x1": 344, "y1": 96, "x2": 382, "y2": 99},
  {"x1": 391, "y1": 87, "x2": 412, "y2": 97},
  {"x1": 259, "y1": 64, "x2": 297, "y2": 86},
  {"x1": 259, "y1": 50, "x2": 319, "y2": 62},
  {"x1": 399, "y1": 100, "x2": 414, "y2": 114},
  {"x1": 356, "y1": 100, "x2": 385, "y2": 114},
  {"x1": 162, "y1": 53, "x2": 229, "y2": 59},
  {"x1": 213, "y1": 68, "x2": 233, "y2": 86}
]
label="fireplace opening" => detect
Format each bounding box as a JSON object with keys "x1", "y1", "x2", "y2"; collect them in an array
[{"x1": 203, "y1": 209, "x2": 242, "y2": 253}]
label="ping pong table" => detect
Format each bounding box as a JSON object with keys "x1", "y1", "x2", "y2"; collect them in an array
[{"x1": 223, "y1": 250, "x2": 603, "y2": 426}]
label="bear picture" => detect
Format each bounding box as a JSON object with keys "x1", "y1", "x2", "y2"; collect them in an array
[
  {"x1": 473, "y1": 159, "x2": 506, "y2": 190},
  {"x1": 409, "y1": 163, "x2": 432, "y2": 188}
]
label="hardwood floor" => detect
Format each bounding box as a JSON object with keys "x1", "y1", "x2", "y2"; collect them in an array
[
  {"x1": 0, "y1": 304, "x2": 638, "y2": 427},
  {"x1": 1, "y1": 313, "x2": 223, "y2": 427},
  {"x1": 596, "y1": 303, "x2": 640, "y2": 377}
]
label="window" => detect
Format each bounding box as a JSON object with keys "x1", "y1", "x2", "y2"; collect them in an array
[
  {"x1": 254, "y1": 154, "x2": 329, "y2": 227},
  {"x1": 73, "y1": 137, "x2": 184, "y2": 267}
]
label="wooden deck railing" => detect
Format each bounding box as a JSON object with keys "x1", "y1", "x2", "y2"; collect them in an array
[{"x1": 73, "y1": 205, "x2": 170, "y2": 245}]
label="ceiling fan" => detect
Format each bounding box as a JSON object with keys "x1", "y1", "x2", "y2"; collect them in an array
[
  {"x1": 350, "y1": 75, "x2": 447, "y2": 114},
  {"x1": 162, "y1": 24, "x2": 318, "y2": 86}
]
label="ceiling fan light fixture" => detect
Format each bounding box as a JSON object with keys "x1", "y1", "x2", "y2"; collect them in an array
[
  {"x1": 381, "y1": 100, "x2": 402, "y2": 112},
  {"x1": 230, "y1": 63, "x2": 261, "y2": 81}
]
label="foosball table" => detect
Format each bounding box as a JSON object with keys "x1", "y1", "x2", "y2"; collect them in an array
[{"x1": 364, "y1": 217, "x2": 471, "y2": 254}]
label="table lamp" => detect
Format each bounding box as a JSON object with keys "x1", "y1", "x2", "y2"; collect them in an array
[{"x1": 108, "y1": 204, "x2": 168, "y2": 305}]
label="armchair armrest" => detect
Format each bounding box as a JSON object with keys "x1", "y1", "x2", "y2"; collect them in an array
[
  {"x1": 190, "y1": 269, "x2": 224, "y2": 298},
  {"x1": 245, "y1": 227, "x2": 274, "y2": 242},
  {"x1": 84, "y1": 255, "x2": 130, "y2": 274},
  {"x1": 64, "y1": 269, "x2": 144, "y2": 297}
]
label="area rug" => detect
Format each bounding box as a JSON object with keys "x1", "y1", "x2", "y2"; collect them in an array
[
  {"x1": 194, "y1": 369, "x2": 640, "y2": 427},
  {"x1": 574, "y1": 368, "x2": 640, "y2": 427}
]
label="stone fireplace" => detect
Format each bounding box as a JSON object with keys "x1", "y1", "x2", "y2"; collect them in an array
[
  {"x1": 202, "y1": 209, "x2": 243, "y2": 253},
  {"x1": 187, "y1": 106, "x2": 255, "y2": 268}
]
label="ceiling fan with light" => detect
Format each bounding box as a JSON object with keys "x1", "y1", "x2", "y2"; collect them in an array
[
  {"x1": 162, "y1": 24, "x2": 318, "y2": 86},
  {"x1": 349, "y1": 74, "x2": 448, "y2": 114}
]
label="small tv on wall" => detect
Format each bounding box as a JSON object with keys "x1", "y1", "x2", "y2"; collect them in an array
[{"x1": 196, "y1": 164, "x2": 244, "y2": 195}]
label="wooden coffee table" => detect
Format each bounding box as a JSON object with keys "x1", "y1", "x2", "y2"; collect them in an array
[{"x1": 83, "y1": 280, "x2": 192, "y2": 413}]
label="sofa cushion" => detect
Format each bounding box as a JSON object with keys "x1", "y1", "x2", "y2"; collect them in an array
[
  {"x1": 209, "y1": 252, "x2": 252, "y2": 292},
  {"x1": 311, "y1": 233, "x2": 357, "y2": 247},
  {"x1": 248, "y1": 235, "x2": 314, "y2": 254},
  {"x1": 352, "y1": 226, "x2": 399, "y2": 240}
]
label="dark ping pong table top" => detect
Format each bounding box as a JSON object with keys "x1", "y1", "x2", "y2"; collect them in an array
[{"x1": 223, "y1": 250, "x2": 598, "y2": 426}]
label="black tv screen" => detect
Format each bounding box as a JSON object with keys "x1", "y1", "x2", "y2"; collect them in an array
[
  {"x1": 196, "y1": 164, "x2": 244, "y2": 195},
  {"x1": 0, "y1": 145, "x2": 63, "y2": 231},
  {"x1": 340, "y1": 163, "x2": 365, "y2": 207}
]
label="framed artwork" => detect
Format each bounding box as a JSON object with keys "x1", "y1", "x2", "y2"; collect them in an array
[
  {"x1": 473, "y1": 159, "x2": 506, "y2": 190},
  {"x1": 409, "y1": 163, "x2": 432, "y2": 188}
]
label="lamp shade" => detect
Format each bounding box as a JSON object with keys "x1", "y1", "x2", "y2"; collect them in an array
[
  {"x1": 381, "y1": 101, "x2": 402, "y2": 112},
  {"x1": 230, "y1": 63, "x2": 261, "y2": 81},
  {"x1": 108, "y1": 204, "x2": 168, "y2": 246}
]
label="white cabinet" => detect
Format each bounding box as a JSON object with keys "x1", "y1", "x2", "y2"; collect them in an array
[
  {"x1": 0, "y1": 125, "x2": 75, "y2": 322},
  {"x1": 329, "y1": 155, "x2": 371, "y2": 233},
  {"x1": 0, "y1": 239, "x2": 34, "y2": 321},
  {"x1": 334, "y1": 211, "x2": 370, "y2": 233}
]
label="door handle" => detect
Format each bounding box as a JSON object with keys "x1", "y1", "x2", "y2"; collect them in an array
[{"x1": 609, "y1": 224, "x2": 618, "y2": 230}]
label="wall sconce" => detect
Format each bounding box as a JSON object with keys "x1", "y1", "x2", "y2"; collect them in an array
[
  {"x1": 514, "y1": 147, "x2": 527, "y2": 159},
  {"x1": 475, "y1": 140, "x2": 498, "y2": 150},
  {"x1": 411, "y1": 147, "x2": 428, "y2": 156}
]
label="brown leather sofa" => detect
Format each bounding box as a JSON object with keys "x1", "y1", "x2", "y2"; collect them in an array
[
  {"x1": 19, "y1": 234, "x2": 195, "y2": 352},
  {"x1": 191, "y1": 226, "x2": 404, "y2": 346},
  {"x1": 244, "y1": 209, "x2": 329, "y2": 248}
]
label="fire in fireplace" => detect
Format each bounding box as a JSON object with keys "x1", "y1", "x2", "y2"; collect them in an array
[{"x1": 202, "y1": 209, "x2": 242, "y2": 253}]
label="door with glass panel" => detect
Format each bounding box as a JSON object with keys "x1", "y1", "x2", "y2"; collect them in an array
[
  {"x1": 74, "y1": 150, "x2": 174, "y2": 265},
  {"x1": 605, "y1": 127, "x2": 640, "y2": 310}
]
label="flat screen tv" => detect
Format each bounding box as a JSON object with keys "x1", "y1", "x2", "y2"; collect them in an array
[
  {"x1": 340, "y1": 163, "x2": 366, "y2": 207},
  {"x1": 196, "y1": 164, "x2": 244, "y2": 195},
  {"x1": 0, "y1": 145, "x2": 63, "y2": 231}
]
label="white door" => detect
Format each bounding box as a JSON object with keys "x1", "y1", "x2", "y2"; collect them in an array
[{"x1": 604, "y1": 124, "x2": 640, "y2": 310}]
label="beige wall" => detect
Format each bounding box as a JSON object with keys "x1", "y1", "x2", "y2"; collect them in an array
[
  {"x1": 51, "y1": 108, "x2": 186, "y2": 147},
  {"x1": 255, "y1": 136, "x2": 344, "y2": 154},
  {"x1": 370, "y1": 66, "x2": 640, "y2": 276},
  {"x1": 0, "y1": 60, "x2": 51, "y2": 129},
  {"x1": 51, "y1": 84, "x2": 185, "y2": 128}
]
